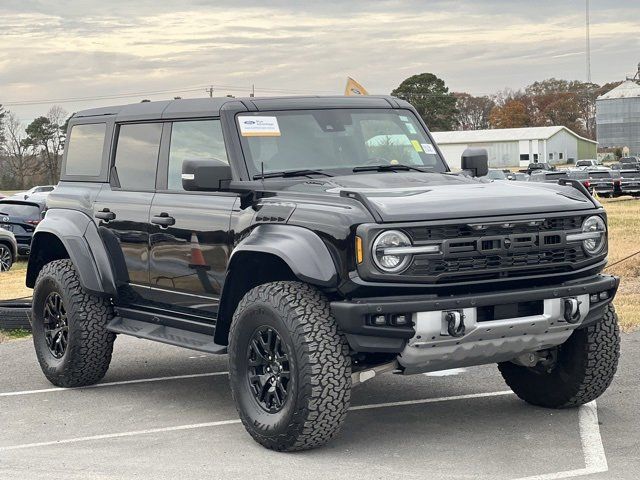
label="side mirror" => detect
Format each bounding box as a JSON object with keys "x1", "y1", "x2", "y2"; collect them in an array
[
  {"x1": 461, "y1": 148, "x2": 489, "y2": 177},
  {"x1": 182, "y1": 158, "x2": 232, "y2": 191}
]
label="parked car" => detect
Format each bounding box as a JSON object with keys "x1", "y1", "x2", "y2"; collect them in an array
[
  {"x1": 10, "y1": 185, "x2": 55, "y2": 201},
  {"x1": 0, "y1": 199, "x2": 46, "y2": 256},
  {"x1": 527, "y1": 170, "x2": 568, "y2": 183},
  {"x1": 509, "y1": 172, "x2": 530, "y2": 181},
  {"x1": 618, "y1": 169, "x2": 640, "y2": 197},
  {"x1": 26, "y1": 96, "x2": 619, "y2": 452},
  {"x1": 0, "y1": 227, "x2": 18, "y2": 271},
  {"x1": 575, "y1": 159, "x2": 600, "y2": 169},
  {"x1": 584, "y1": 170, "x2": 616, "y2": 197},
  {"x1": 523, "y1": 162, "x2": 555, "y2": 174},
  {"x1": 619, "y1": 156, "x2": 640, "y2": 168}
]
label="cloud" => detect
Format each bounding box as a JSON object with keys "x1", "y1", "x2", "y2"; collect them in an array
[{"x1": 1, "y1": 1, "x2": 639, "y2": 122}]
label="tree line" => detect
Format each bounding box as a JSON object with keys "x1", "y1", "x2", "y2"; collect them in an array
[
  {"x1": 0, "y1": 73, "x2": 622, "y2": 190},
  {"x1": 0, "y1": 105, "x2": 68, "y2": 190},
  {"x1": 391, "y1": 72, "x2": 621, "y2": 137}
]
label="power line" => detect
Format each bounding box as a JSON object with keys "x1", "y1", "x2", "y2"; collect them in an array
[{"x1": 1, "y1": 83, "x2": 338, "y2": 108}]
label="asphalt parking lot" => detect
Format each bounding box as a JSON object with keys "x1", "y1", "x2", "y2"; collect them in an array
[{"x1": 1, "y1": 332, "x2": 638, "y2": 480}]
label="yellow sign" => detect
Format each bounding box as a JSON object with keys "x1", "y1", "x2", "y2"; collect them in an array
[
  {"x1": 344, "y1": 77, "x2": 369, "y2": 96},
  {"x1": 411, "y1": 140, "x2": 423, "y2": 152}
]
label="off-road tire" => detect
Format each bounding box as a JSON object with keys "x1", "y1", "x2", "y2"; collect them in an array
[
  {"x1": 0, "y1": 299, "x2": 32, "y2": 330},
  {"x1": 498, "y1": 304, "x2": 620, "y2": 408},
  {"x1": 228, "y1": 281, "x2": 352, "y2": 451},
  {"x1": 32, "y1": 259, "x2": 115, "y2": 387}
]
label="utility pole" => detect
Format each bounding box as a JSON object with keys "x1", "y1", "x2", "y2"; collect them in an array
[
  {"x1": 250, "y1": 84, "x2": 255, "y2": 97},
  {"x1": 206, "y1": 86, "x2": 214, "y2": 98},
  {"x1": 586, "y1": 0, "x2": 592, "y2": 83}
]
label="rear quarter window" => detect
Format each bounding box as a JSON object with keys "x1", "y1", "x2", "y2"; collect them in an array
[
  {"x1": 65, "y1": 123, "x2": 106, "y2": 176},
  {"x1": 0, "y1": 203, "x2": 41, "y2": 219}
]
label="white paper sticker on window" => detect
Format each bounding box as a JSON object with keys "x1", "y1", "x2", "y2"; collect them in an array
[
  {"x1": 421, "y1": 143, "x2": 437, "y2": 154},
  {"x1": 238, "y1": 116, "x2": 281, "y2": 137}
]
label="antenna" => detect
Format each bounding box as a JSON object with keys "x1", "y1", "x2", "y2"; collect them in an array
[
  {"x1": 586, "y1": 0, "x2": 592, "y2": 83},
  {"x1": 260, "y1": 161, "x2": 265, "y2": 182},
  {"x1": 205, "y1": 86, "x2": 214, "y2": 98}
]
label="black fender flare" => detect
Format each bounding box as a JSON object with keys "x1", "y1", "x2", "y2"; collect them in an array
[
  {"x1": 229, "y1": 224, "x2": 338, "y2": 287},
  {"x1": 26, "y1": 210, "x2": 118, "y2": 297}
]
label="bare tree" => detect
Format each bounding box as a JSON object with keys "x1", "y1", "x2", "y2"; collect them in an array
[{"x1": 1, "y1": 112, "x2": 40, "y2": 189}]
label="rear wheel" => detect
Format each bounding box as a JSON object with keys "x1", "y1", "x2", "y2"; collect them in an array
[
  {"x1": 498, "y1": 304, "x2": 619, "y2": 408},
  {"x1": 32, "y1": 259, "x2": 116, "y2": 387},
  {"x1": 228, "y1": 281, "x2": 351, "y2": 451}
]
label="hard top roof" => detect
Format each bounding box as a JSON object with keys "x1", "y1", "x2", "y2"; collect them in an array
[{"x1": 72, "y1": 95, "x2": 402, "y2": 122}]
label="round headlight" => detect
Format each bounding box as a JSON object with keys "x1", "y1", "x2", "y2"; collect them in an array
[
  {"x1": 582, "y1": 215, "x2": 606, "y2": 255},
  {"x1": 372, "y1": 230, "x2": 412, "y2": 273}
]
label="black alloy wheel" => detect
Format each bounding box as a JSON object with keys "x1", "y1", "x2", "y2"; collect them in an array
[
  {"x1": 247, "y1": 326, "x2": 292, "y2": 413},
  {"x1": 43, "y1": 292, "x2": 68, "y2": 359}
]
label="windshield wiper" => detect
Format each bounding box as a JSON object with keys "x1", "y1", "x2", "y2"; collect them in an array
[
  {"x1": 252, "y1": 169, "x2": 333, "y2": 180},
  {"x1": 0, "y1": 212, "x2": 9, "y2": 216},
  {"x1": 353, "y1": 164, "x2": 428, "y2": 173}
]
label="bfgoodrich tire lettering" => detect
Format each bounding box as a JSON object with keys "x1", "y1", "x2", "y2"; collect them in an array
[
  {"x1": 498, "y1": 304, "x2": 620, "y2": 408},
  {"x1": 32, "y1": 259, "x2": 115, "y2": 387},
  {"x1": 228, "y1": 281, "x2": 351, "y2": 451}
]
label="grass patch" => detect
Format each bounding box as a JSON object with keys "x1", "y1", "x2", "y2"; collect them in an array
[
  {"x1": 0, "y1": 260, "x2": 31, "y2": 301},
  {"x1": 0, "y1": 328, "x2": 31, "y2": 343}
]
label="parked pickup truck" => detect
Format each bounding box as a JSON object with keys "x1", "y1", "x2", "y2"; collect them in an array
[{"x1": 25, "y1": 96, "x2": 619, "y2": 451}]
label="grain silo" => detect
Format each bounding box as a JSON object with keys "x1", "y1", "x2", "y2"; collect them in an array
[{"x1": 596, "y1": 64, "x2": 640, "y2": 156}]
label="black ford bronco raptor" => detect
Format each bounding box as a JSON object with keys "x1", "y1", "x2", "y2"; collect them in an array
[{"x1": 27, "y1": 95, "x2": 620, "y2": 451}]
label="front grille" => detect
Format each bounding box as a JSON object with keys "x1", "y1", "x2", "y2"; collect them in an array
[
  {"x1": 394, "y1": 215, "x2": 592, "y2": 283},
  {"x1": 405, "y1": 216, "x2": 582, "y2": 243}
]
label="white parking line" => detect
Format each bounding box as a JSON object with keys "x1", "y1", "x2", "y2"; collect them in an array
[
  {"x1": 0, "y1": 390, "x2": 514, "y2": 452},
  {"x1": 513, "y1": 401, "x2": 608, "y2": 480},
  {"x1": 0, "y1": 371, "x2": 229, "y2": 397}
]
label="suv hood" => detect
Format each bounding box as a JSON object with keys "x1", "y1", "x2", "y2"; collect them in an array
[{"x1": 275, "y1": 172, "x2": 595, "y2": 222}]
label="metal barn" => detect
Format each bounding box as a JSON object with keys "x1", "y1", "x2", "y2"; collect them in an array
[{"x1": 431, "y1": 126, "x2": 597, "y2": 170}]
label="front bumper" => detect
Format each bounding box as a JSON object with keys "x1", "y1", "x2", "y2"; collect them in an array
[{"x1": 331, "y1": 274, "x2": 619, "y2": 373}]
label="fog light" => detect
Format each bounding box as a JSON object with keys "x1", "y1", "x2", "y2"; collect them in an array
[
  {"x1": 599, "y1": 291, "x2": 609, "y2": 301},
  {"x1": 372, "y1": 314, "x2": 387, "y2": 326},
  {"x1": 392, "y1": 314, "x2": 409, "y2": 326},
  {"x1": 590, "y1": 294, "x2": 599, "y2": 303}
]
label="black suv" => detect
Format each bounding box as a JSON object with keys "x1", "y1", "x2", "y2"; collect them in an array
[{"x1": 26, "y1": 96, "x2": 620, "y2": 452}]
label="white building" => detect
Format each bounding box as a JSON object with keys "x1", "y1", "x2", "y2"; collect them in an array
[{"x1": 431, "y1": 126, "x2": 598, "y2": 170}]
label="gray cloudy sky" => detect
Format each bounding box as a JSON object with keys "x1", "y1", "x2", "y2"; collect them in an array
[{"x1": 2, "y1": 0, "x2": 639, "y2": 122}]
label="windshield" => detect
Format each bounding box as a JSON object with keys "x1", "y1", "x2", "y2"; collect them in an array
[{"x1": 237, "y1": 109, "x2": 447, "y2": 177}]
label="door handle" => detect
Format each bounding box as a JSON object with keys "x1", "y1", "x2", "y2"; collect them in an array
[
  {"x1": 95, "y1": 208, "x2": 116, "y2": 221},
  {"x1": 151, "y1": 213, "x2": 175, "y2": 228}
]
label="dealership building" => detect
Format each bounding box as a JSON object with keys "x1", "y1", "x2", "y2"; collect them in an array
[{"x1": 431, "y1": 126, "x2": 598, "y2": 170}]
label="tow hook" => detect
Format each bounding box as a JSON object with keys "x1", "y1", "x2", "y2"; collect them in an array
[
  {"x1": 563, "y1": 297, "x2": 582, "y2": 324},
  {"x1": 444, "y1": 310, "x2": 466, "y2": 337}
]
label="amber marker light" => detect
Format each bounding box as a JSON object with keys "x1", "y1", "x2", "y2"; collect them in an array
[{"x1": 355, "y1": 236, "x2": 364, "y2": 264}]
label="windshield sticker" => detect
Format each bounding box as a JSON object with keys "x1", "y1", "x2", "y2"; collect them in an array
[
  {"x1": 238, "y1": 116, "x2": 281, "y2": 137},
  {"x1": 411, "y1": 140, "x2": 423, "y2": 152},
  {"x1": 404, "y1": 123, "x2": 417, "y2": 134},
  {"x1": 399, "y1": 115, "x2": 409, "y2": 122},
  {"x1": 421, "y1": 143, "x2": 436, "y2": 154}
]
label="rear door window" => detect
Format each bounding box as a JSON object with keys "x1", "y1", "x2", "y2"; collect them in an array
[
  {"x1": 65, "y1": 123, "x2": 106, "y2": 176},
  {"x1": 114, "y1": 123, "x2": 162, "y2": 190}
]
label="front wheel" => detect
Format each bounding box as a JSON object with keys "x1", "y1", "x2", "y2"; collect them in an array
[
  {"x1": 498, "y1": 304, "x2": 620, "y2": 408},
  {"x1": 228, "y1": 281, "x2": 352, "y2": 451}
]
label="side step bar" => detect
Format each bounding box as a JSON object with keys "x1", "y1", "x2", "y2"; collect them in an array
[{"x1": 107, "y1": 317, "x2": 227, "y2": 354}]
